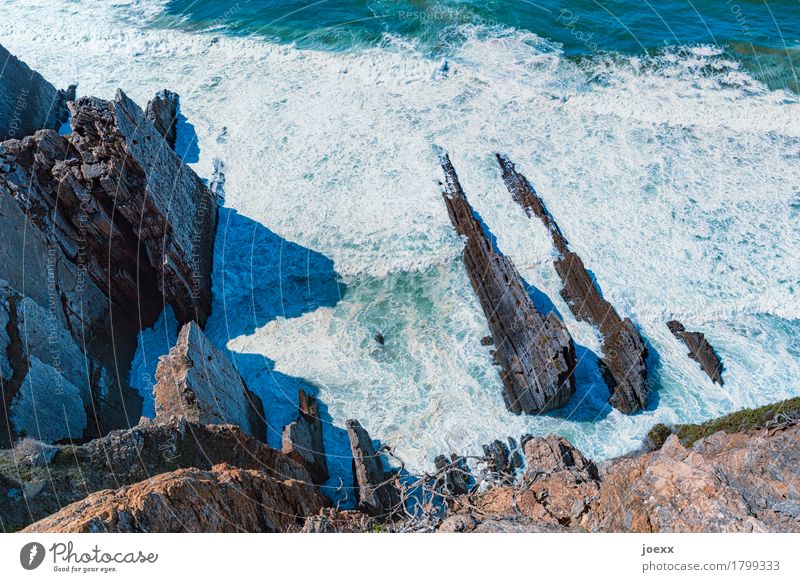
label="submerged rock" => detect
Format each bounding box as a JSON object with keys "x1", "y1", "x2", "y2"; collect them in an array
[
  {"x1": 145, "y1": 89, "x2": 179, "y2": 149},
  {"x1": 0, "y1": 43, "x2": 74, "y2": 140},
  {"x1": 154, "y1": 322, "x2": 266, "y2": 441},
  {"x1": 441, "y1": 154, "x2": 576, "y2": 414},
  {"x1": 282, "y1": 389, "x2": 328, "y2": 485},
  {"x1": 23, "y1": 463, "x2": 325, "y2": 533},
  {"x1": 497, "y1": 154, "x2": 649, "y2": 414},
  {"x1": 346, "y1": 419, "x2": 400, "y2": 518},
  {"x1": 667, "y1": 320, "x2": 724, "y2": 385}
]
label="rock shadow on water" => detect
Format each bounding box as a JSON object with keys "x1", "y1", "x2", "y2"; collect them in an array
[
  {"x1": 204, "y1": 207, "x2": 394, "y2": 507},
  {"x1": 174, "y1": 105, "x2": 200, "y2": 163},
  {"x1": 471, "y1": 207, "x2": 611, "y2": 421}
]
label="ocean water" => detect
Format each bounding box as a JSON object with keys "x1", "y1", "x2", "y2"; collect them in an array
[{"x1": 2, "y1": 0, "x2": 798, "y2": 477}]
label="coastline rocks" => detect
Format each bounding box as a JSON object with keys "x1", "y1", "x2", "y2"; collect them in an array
[
  {"x1": 23, "y1": 463, "x2": 325, "y2": 533},
  {"x1": 667, "y1": 320, "x2": 724, "y2": 385},
  {"x1": 441, "y1": 154, "x2": 576, "y2": 414},
  {"x1": 439, "y1": 423, "x2": 800, "y2": 533},
  {"x1": 497, "y1": 154, "x2": 649, "y2": 414},
  {"x1": 154, "y1": 322, "x2": 266, "y2": 441},
  {"x1": 0, "y1": 419, "x2": 313, "y2": 531},
  {"x1": 346, "y1": 419, "x2": 400, "y2": 517},
  {"x1": 0, "y1": 43, "x2": 74, "y2": 140},
  {"x1": 145, "y1": 89, "x2": 179, "y2": 149},
  {"x1": 282, "y1": 389, "x2": 328, "y2": 485}
]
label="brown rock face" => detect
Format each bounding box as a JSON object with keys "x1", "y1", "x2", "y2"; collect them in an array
[
  {"x1": 282, "y1": 389, "x2": 328, "y2": 485},
  {"x1": 23, "y1": 463, "x2": 325, "y2": 533},
  {"x1": 1, "y1": 89, "x2": 217, "y2": 328},
  {"x1": 496, "y1": 154, "x2": 649, "y2": 414},
  {"x1": 145, "y1": 89, "x2": 179, "y2": 149},
  {"x1": 346, "y1": 419, "x2": 400, "y2": 518},
  {"x1": 441, "y1": 155, "x2": 576, "y2": 414},
  {"x1": 439, "y1": 423, "x2": 800, "y2": 533},
  {"x1": 667, "y1": 320, "x2": 724, "y2": 385},
  {"x1": 154, "y1": 322, "x2": 266, "y2": 441},
  {"x1": 0, "y1": 419, "x2": 314, "y2": 531}
]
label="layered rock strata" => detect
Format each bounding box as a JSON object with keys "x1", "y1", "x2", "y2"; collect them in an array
[
  {"x1": 496, "y1": 154, "x2": 649, "y2": 414},
  {"x1": 282, "y1": 389, "x2": 328, "y2": 485},
  {"x1": 441, "y1": 154, "x2": 576, "y2": 414},
  {"x1": 667, "y1": 320, "x2": 724, "y2": 385},
  {"x1": 145, "y1": 89, "x2": 179, "y2": 149},
  {"x1": 346, "y1": 419, "x2": 400, "y2": 517}
]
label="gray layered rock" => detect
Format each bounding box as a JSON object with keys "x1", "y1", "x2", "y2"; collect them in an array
[
  {"x1": 0, "y1": 89, "x2": 217, "y2": 328},
  {"x1": 282, "y1": 389, "x2": 328, "y2": 485},
  {"x1": 497, "y1": 154, "x2": 649, "y2": 414},
  {"x1": 154, "y1": 322, "x2": 266, "y2": 441},
  {"x1": 145, "y1": 89, "x2": 179, "y2": 149},
  {"x1": 346, "y1": 419, "x2": 400, "y2": 517},
  {"x1": 441, "y1": 154, "x2": 576, "y2": 414},
  {"x1": 667, "y1": 320, "x2": 724, "y2": 385},
  {"x1": 0, "y1": 43, "x2": 74, "y2": 140},
  {"x1": 0, "y1": 282, "x2": 122, "y2": 446}
]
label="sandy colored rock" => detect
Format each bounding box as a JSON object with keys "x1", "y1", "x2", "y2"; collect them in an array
[{"x1": 23, "y1": 463, "x2": 325, "y2": 533}]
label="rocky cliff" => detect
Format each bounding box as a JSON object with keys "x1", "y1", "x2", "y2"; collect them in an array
[
  {"x1": 0, "y1": 81, "x2": 218, "y2": 446},
  {"x1": 0, "y1": 43, "x2": 74, "y2": 140}
]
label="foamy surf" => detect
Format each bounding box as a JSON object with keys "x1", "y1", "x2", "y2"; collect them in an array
[{"x1": 5, "y1": 0, "x2": 798, "y2": 470}]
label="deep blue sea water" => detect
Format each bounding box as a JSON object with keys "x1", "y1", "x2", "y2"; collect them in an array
[{"x1": 160, "y1": 0, "x2": 800, "y2": 90}]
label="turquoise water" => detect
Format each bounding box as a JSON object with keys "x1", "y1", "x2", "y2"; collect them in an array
[{"x1": 161, "y1": 0, "x2": 800, "y2": 90}]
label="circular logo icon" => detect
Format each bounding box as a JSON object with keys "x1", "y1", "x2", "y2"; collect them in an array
[{"x1": 20, "y1": 542, "x2": 46, "y2": 570}]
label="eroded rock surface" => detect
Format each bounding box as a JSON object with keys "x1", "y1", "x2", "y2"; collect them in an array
[
  {"x1": 145, "y1": 89, "x2": 179, "y2": 149},
  {"x1": 0, "y1": 419, "x2": 311, "y2": 531},
  {"x1": 23, "y1": 463, "x2": 325, "y2": 533},
  {"x1": 282, "y1": 389, "x2": 328, "y2": 485},
  {"x1": 441, "y1": 154, "x2": 576, "y2": 414},
  {"x1": 154, "y1": 322, "x2": 266, "y2": 441},
  {"x1": 667, "y1": 320, "x2": 724, "y2": 385},
  {"x1": 346, "y1": 419, "x2": 400, "y2": 518},
  {"x1": 497, "y1": 154, "x2": 649, "y2": 414},
  {"x1": 439, "y1": 423, "x2": 800, "y2": 533}
]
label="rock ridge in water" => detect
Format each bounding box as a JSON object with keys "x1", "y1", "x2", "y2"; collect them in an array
[
  {"x1": 440, "y1": 154, "x2": 576, "y2": 414},
  {"x1": 282, "y1": 389, "x2": 328, "y2": 485},
  {"x1": 667, "y1": 320, "x2": 724, "y2": 385},
  {"x1": 496, "y1": 154, "x2": 649, "y2": 414}
]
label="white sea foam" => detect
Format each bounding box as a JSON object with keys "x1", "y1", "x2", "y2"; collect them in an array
[{"x1": 5, "y1": 0, "x2": 799, "y2": 470}]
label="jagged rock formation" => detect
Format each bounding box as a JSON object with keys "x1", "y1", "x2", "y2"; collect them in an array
[
  {"x1": 0, "y1": 43, "x2": 74, "y2": 140},
  {"x1": 22, "y1": 463, "x2": 325, "y2": 533},
  {"x1": 154, "y1": 322, "x2": 266, "y2": 441},
  {"x1": 438, "y1": 421, "x2": 800, "y2": 533},
  {"x1": 482, "y1": 437, "x2": 523, "y2": 482},
  {"x1": 667, "y1": 320, "x2": 724, "y2": 385},
  {"x1": 1, "y1": 84, "x2": 219, "y2": 444},
  {"x1": 145, "y1": 89, "x2": 179, "y2": 149},
  {"x1": 496, "y1": 154, "x2": 649, "y2": 414},
  {"x1": 434, "y1": 454, "x2": 471, "y2": 496},
  {"x1": 346, "y1": 419, "x2": 400, "y2": 517},
  {"x1": 282, "y1": 389, "x2": 328, "y2": 485},
  {"x1": 1, "y1": 89, "x2": 217, "y2": 328},
  {"x1": 441, "y1": 155, "x2": 576, "y2": 414},
  {"x1": 0, "y1": 419, "x2": 312, "y2": 531}
]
